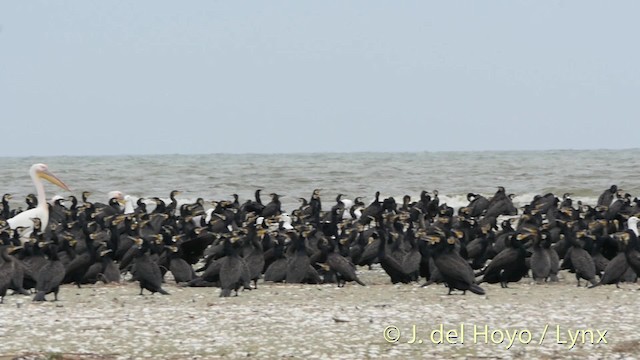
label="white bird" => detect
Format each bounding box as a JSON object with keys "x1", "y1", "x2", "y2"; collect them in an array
[
  {"x1": 123, "y1": 195, "x2": 136, "y2": 215},
  {"x1": 628, "y1": 216, "x2": 639, "y2": 237},
  {"x1": 6, "y1": 163, "x2": 70, "y2": 242}
]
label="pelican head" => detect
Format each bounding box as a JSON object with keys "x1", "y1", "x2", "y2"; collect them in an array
[
  {"x1": 31, "y1": 163, "x2": 70, "y2": 191},
  {"x1": 108, "y1": 191, "x2": 125, "y2": 201}
]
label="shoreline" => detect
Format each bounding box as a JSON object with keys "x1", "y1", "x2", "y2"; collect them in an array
[{"x1": 1, "y1": 268, "x2": 639, "y2": 359}]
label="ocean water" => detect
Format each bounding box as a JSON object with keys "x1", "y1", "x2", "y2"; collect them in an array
[{"x1": 1, "y1": 149, "x2": 639, "y2": 213}]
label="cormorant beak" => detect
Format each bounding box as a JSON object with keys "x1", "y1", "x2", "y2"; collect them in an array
[
  {"x1": 8, "y1": 245, "x2": 23, "y2": 254},
  {"x1": 616, "y1": 232, "x2": 630, "y2": 244},
  {"x1": 39, "y1": 169, "x2": 70, "y2": 191},
  {"x1": 100, "y1": 249, "x2": 113, "y2": 257},
  {"x1": 426, "y1": 235, "x2": 440, "y2": 244}
]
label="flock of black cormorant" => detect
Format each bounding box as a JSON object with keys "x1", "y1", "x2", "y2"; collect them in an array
[{"x1": 1, "y1": 164, "x2": 640, "y2": 303}]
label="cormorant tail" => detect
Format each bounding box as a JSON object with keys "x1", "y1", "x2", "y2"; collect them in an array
[
  {"x1": 157, "y1": 288, "x2": 170, "y2": 295},
  {"x1": 33, "y1": 291, "x2": 46, "y2": 302},
  {"x1": 588, "y1": 281, "x2": 601, "y2": 289},
  {"x1": 469, "y1": 283, "x2": 485, "y2": 295}
]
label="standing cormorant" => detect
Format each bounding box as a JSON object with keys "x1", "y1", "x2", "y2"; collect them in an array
[
  {"x1": 131, "y1": 238, "x2": 170, "y2": 295},
  {"x1": 261, "y1": 193, "x2": 283, "y2": 218},
  {"x1": 219, "y1": 235, "x2": 250, "y2": 297},
  {"x1": 318, "y1": 237, "x2": 365, "y2": 287},
  {"x1": 0, "y1": 242, "x2": 23, "y2": 303},
  {"x1": 427, "y1": 229, "x2": 485, "y2": 295},
  {"x1": 568, "y1": 230, "x2": 598, "y2": 287},
  {"x1": 33, "y1": 242, "x2": 66, "y2": 301},
  {"x1": 597, "y1": 185, "x2": 618, "y2": 207}
]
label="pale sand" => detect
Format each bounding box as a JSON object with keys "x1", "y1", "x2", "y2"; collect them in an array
[{"x1": 0, "y1": 268, "x2": 639, "y2": 360}]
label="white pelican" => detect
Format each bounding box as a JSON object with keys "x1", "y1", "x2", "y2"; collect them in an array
[
  {"x1": 123, "y1": 195, "x2": 136, "y2": 215},
  {"x1": 628, "y1": 216, "x2": 639, "y2": 237},
  {"x1": 6, "y1": 163, "x2": 70, "y2": 242}
]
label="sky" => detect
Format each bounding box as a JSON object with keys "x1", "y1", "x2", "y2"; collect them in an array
[{"x1": 1, "y1": 1, "x2": 639, "y2": 156}]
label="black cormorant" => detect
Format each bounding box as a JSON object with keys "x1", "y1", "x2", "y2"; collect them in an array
[
  {"x1": 427, "y1": 230, "x2": 485, "y2": 295},
  {"x1": 131, "y1": 238, "x2": 170, "y2": 295},
  {"x1": 33, "y1": 242, "x2": 66, "y2": 301},
  {"x1": 219, "y1": 235, "x2": 250, "y2": 297}
]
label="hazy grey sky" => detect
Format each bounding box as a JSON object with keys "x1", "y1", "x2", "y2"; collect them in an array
[{"x1": 1, "y1": 2, "x2": 638, "y2": 156}]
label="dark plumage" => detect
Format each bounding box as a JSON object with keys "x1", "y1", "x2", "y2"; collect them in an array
[
  {"x1": 0, "y1": 243, "x2": 23, "y2": 303},
  {"x1": 478, "y1": 232, "x2": 529, "y2": 288},
  {"x1": 264, "y1": 235, "x2": 287, "y2": 282},
  {"x1": 33, "y1": 243, "x2": 66, "y2": 301},
  {"x1": 219, "y1": 236, "x2": 250, "y2": 297},
  {"x1": 597, "y1": 185, "x2": 618, "y2": 207},
  {"x1": 261, "y1": 193, "x2": 283, "y2": 218},
  {"x1": 589, "y1": 252, "x2": 628, "y2": 288},
  {"x1": 569, "y1": 230, "x2": 598, "y2": 287},
  {"x1": 618, "y1": 229, "x2": 640, "y2": 277},
  {"x1": 530, "y1": 232, "x2": 551, "y2": 283},
  {"x1": 97, "y1": 249, "x2": 121, "y2": 284},
  {"x1": 131, "y1": 238, "x2": 170, "y2": 295},
  {"x1": 285, "y1": 230, "x2": 312, "y2": 284},
  {"x1": 428, "y1": 230, "x2": 485, "y2": 295},
  {"x1": 167, "y1": 245, "x2": 195, "y2": 283},
  {"x1": 318, "y1": 237, "x2": 365, "y2": 287}
]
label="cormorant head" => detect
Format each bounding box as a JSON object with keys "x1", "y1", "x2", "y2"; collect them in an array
[
  {"x1": 30, "y1": 217, "x2": 42, "y2": 230},
  {"x1": 26, "y1": 194, "x2": 37, "y2": 205}
]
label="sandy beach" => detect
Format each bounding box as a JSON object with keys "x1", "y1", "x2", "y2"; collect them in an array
[{"x1": 1, "y1": 268, "x2": 638, "y2": 360}]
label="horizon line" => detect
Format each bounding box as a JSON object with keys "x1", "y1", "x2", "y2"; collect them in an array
[{"x1": 1, "y1": 147, "x2": 639, "y2": 159}]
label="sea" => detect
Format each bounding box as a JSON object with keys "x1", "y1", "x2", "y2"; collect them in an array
[{"x1": 1, "y1": 149, "x2": 639, "y2": 213}]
